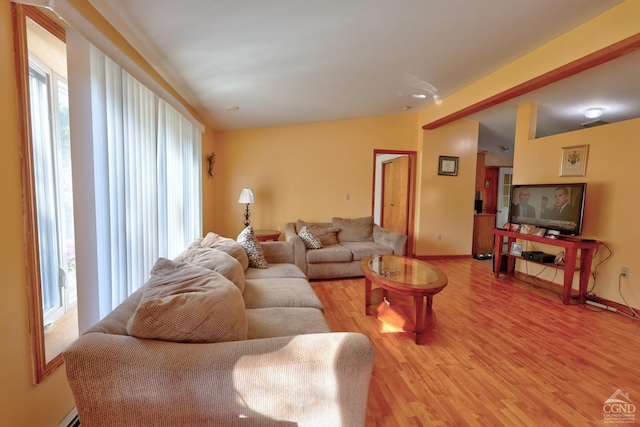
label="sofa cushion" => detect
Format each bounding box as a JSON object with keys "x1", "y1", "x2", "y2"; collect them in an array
[
  {"x1": 332, "y1": 216, "x2": 374, "y2": 242},
  {"x1": 298, "y1": 226, "x2": 322, "y2": 249},
  {"x1": 237, "y1": 226, "x2": 269, "y2": 269},
  {"x1": 246, "y1": 307, "x2": 331, "y2": 339},
  {"x1": 126, "y1": 258, "x2": 247, "y2": 343},
  {"x1": 243, "y1": 278, "x2": 324, "y2": 311},
  {"x1": 339, "y1": 241, "x2": 394, "y2": 261},
  {"x1": 182, "y1": 246, "x2": 245, "y2": 293},
  {"x1": 172, "y1": 238, "x2": 204, "y2": 262},
  {"x1": 245, "y1": 263, "x2": 307, "y2": 280},
  {"x1": 306, "y1": 244, "x2": 353, "y2": 264},
  {"x1": 296, "y1": 220, "x2": 339, "y2": 245},
  {"x1": 201, "y1": 232, "x2": 249, "y2": 271}
]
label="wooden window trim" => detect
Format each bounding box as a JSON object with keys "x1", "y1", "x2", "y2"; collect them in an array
[{"x1": 12, "y1": 3, "x2": 67, "y2": 384}]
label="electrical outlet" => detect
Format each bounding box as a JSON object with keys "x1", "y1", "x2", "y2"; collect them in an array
[{"x1": 620, "y1": 267, "x2": 630, "y2": 279}]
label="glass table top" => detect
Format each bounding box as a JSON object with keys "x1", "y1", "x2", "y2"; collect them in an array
[{"x1": 366, "y1": 255, "x2": 447, "y2": 290}]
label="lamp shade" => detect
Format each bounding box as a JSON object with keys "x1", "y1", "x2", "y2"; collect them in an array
[{"x1": 237, "y1": 188, "x2": 255, "y2": 204}]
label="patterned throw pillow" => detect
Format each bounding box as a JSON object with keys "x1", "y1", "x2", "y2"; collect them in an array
[
  {"x1": 298, "y1": 226, "x2": 323, "y2": 249},
  {"x1": 237, "y1": 226, "x2": 269, "y2": 269}
]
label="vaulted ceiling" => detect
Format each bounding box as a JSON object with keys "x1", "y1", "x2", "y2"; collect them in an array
[{"x1": 89, "y1": 0, "x2": 639, "y2": 153}]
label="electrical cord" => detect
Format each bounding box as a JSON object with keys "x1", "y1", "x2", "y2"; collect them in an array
[
  {"x1": 617, "y1": 274, "x2": 639, "y2": 320},
  {"x1": 588, "y1": 241, "x2": 613, "y2": 295}
]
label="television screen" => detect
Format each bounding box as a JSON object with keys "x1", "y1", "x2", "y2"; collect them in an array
[{"x1": 508, "y1": 183, "x2": 587, "y2": 236}]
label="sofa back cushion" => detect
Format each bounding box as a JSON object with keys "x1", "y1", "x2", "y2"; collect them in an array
[
  {"x1": 182, "y1": 246, "x2": 245, "y2": 293},
  {"x1": 201, "y1": 232, "x2": 249, "y2": 270},
  {"x1": 332, "y1": 216, "x2": 374, "y2": 242},
  {"x1": 126, "y1": 258, "x2": 247, "y2": 343}
]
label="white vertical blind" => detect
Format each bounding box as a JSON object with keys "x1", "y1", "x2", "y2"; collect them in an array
[{"x1": 69, "y1": 37, "x2": 202, "y2": 331}]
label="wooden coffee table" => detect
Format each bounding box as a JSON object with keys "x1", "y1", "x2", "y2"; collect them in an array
[{"x1": 361, "y1": 255, "x2": 448, "y2": 343}]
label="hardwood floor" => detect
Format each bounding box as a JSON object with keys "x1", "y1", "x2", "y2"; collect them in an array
[{"x1": 310, "y1": 258, "x2": 640, "y2": 426}]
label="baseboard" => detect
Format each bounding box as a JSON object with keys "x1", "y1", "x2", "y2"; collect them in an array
[
  {"x1": 414, "y1": 254, "x2": 471, "y2": 260},
  {"x1": 58, "y1": 407, "x2": 79, "y2": 427}
]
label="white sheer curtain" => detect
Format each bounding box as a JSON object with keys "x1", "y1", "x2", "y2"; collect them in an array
[{"x1": 79, "y1": 44, "x2": 202, "y2": 320}]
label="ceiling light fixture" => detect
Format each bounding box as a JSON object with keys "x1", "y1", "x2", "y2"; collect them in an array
[
  {"x1": 432, "y1": 94, "x2": 442, "y2": 105},
  {"x1": 225, "y1": 106, "x2": 240, "y2": 112},
  {"x1": 402, "y1": 106, "x2": 412, "y2": 111},
  {"x1": 584, "y1": 107, "x2": 603, "y2": 119},
  {"x1": 412, "y1": 94, "x2": 427, "y2": 99}
]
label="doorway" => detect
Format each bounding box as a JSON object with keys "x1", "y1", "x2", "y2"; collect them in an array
[
  {"x1": 496, "y1": 167, "x2": 513, "y2": 227},
  {"x1": 372, "y1": 150, "x2": 417, "y2": 257}
]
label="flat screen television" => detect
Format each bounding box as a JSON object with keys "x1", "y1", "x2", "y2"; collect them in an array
[{"x1": 507, "y1": 183, "x2": 587, "y2": 236}]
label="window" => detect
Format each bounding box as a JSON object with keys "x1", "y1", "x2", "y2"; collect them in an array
[{"x1": 14, "y1": 5, "x2": 77, "y2": 382}]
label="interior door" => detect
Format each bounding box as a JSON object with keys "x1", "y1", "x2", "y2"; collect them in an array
[
  {"x1": 496, "y1": 167, "x2": 513, "y2": 227},
  {"x1": 381, "y1": 156, "x2": 410, "y2": 235},
  {"x1": 482, "y1": 166, "x2": 499, "y2": 213}
]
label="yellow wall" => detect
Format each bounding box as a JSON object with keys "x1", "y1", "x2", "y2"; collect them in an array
[
  {"x1": 213, "y1": 113, "x2": 421, "y2": 238},
  {"x1": 0, "y1": 2, "x2": 76, "y2": 425},
  {"x1": 513, "y1": 102, "x2": 640, "y2": 308},
  {"x1": 416, "y1": 120, "x2": 479, "y2": 256}
]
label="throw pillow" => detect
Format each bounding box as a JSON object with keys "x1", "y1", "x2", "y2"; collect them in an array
[
  {"x1": 127, "y1": 258, "x2": 248, "y2": 343},
  {"x1": 296, "y1": 220, "x2": 340, "y2": 245},
  {"x1": 237, "y1": 226, "x2": 269, "y2": 269},
  {"x1": 298, "y1": 226, "x2": 322, "y2": 249},
  {"x1": 332, "y1": 216, "x2": 374, "y2": 242},
  {"x1": 182, "y1": 246, "x2": 245, "y2": 293},
  {"x1": 200, "y1": 232, "x2": 250, "y2": 271}
]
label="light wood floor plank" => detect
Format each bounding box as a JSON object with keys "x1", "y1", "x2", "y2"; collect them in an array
[{"x1": 310, "y1": 258, "x2": 640, "y2": 426}]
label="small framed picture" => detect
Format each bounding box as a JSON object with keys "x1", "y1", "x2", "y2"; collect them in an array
[
  {"x1": 531, "y1": 227, "x2": 546, "y2": 237},
  {"x1": 510, "y1": 242, "x2": 523, "y2": 257},
  {"x1": 560, "y1": 144, "x2": 589, "y2": 176},
  {"x1": 519, "y1": 224, "x2": 533, "y2": 235},
  {"x1": 438, "y1": 156, "x2": 458, "y2": 176}
]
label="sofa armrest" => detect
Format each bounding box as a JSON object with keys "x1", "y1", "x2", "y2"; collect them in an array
[
  {"x1": 260, "y1": 240, "x2": 295, "y2": 264},
  {"x1": 64, "y1": 332, "x2": 374, "y2": 427},
  {"x1": 284, "y1": 222, "x2": 307, "y2": 273},
  {"x1": 373, "y1": 224, "x2": 408, "y2": 256}
]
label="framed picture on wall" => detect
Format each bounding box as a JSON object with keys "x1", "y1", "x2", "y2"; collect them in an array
[
  {"x1": 559, "y1": 144, "x2": 589, "y2": 176},
  {"x1": 438, "y1": 156, "x2": 458, "y2": 176}
]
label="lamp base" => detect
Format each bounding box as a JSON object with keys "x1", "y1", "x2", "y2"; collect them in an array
[{"x1": 243, "y1": 203, "x2": 251, "y2": 227}]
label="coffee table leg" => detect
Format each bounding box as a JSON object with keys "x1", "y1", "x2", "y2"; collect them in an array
[
  {"x1": 365, "y1": 278, "x2": 372, "y2": 315},
  {"x1": 413, "y1": 296, "x2": 424, "y2": 344}
]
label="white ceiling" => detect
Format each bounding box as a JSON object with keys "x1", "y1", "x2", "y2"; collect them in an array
[{"x1": 88, "y1": 0, "x2": 637, "y2": 153}]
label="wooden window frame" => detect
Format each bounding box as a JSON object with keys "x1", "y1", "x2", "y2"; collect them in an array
[{"x1": 12, "y1": 3, "x2": 67, "y2": 384}]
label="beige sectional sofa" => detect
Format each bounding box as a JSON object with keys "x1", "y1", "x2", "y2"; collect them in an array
[
  {"x1": 285, "y1": 216, "x2": 408, "y2": 279},
  {"x1": 63, "y1": 232, "x2": 374, "y2": 427}
]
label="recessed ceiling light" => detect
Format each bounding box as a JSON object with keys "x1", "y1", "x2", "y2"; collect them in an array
[
  {"x1": 412, "y1": 94, "x2": 427, "y2": 99},
  {"x1": 432, "y1": 94, "x2": 442, "y2": 105},
  {"x1": 225, "y1": 106, "x2": 240, "y2": 112},
  {"x1": 584, "y1": 107, "x2": 603, "y2": 119},
  {"x1": 402, "y1": 106, "x2": 412, "y2": 111}
]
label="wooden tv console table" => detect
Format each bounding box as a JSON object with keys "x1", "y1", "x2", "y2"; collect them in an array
[{"x1": 492, "y1": 229, "x2": 602, "y2": 305}]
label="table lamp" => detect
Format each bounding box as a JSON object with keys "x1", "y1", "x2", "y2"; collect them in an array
[{"x1": 237, "y1": 188, "x2": 255, "y2": 227}]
